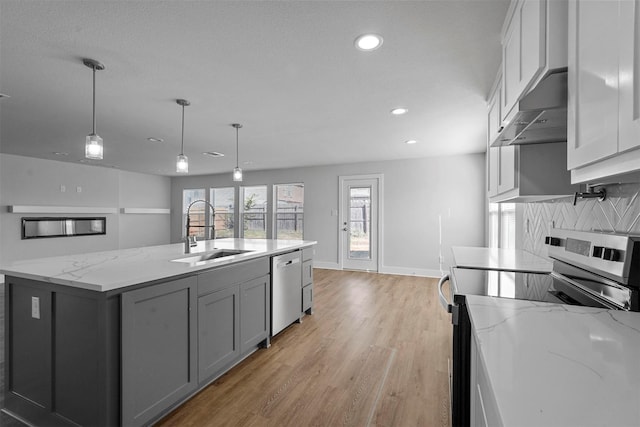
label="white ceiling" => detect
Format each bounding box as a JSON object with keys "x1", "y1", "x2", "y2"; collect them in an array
[{"x1": 0, "y1": 0, "x2": 508, "y2": 177}]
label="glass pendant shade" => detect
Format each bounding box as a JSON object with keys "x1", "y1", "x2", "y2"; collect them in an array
[
  {"x1": 175, "y1": 99, "x2": 190, "y2": 174},
  {"x1": 233, "y1": 166, "x2": 243, "y2": 181},
  {"x1": 176, "y1": 154, "x2": 189, "y2": 173},
  {"x1": 83, "y1": 58, "x2": 105, "y2": 160},
  {"x1": 85, "y1": 133, "x2": 103, "y2": 160}
]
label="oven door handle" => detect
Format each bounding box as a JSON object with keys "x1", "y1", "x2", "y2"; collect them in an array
[
  {"x1": 438, "y1": 274, "x2": 452, "y2": 313},
  {"x1": 438, "y1": 274, "x2": 459, "y2": 325}
]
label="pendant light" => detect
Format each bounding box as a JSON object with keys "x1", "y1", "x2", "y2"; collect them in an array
[
  {"x1": 176, "y1": 99, "x2": 190, "y2": 174},
  {"x1": 232, "y1": 123, "x2": 243, "y2": 181},
  {"x1": 83, "y1": 58, "x2": 105, "y2": 160}
]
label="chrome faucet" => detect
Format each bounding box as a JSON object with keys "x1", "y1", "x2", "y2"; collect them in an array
[{"x1": 185, "y1": 199, "x2": 216, "y2": 253}]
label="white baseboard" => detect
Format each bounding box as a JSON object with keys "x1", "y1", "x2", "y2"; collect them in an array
[
  {"x1": 379, "y1": 266, "x2": 443, "y2": 278},
  {"x1": 312, "y1": 261, "x2": 341, "y2": 270},
  {"x1": 312, "y1": 262, "x2": 443, "y2": 278}
]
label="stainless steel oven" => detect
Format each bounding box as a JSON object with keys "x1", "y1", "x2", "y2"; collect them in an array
[{"x1": 439, "y1": 229, "x2": 640, "y2": 426}]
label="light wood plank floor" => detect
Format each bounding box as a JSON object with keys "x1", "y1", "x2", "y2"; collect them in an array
[{"x1": 157, "y1": 269, "x2": 453, "y2": 427}]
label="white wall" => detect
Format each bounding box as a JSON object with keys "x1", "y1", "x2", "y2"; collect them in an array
[
  {"x1": 0, "y1": 154, "x2": 171, "y2": 267},
  {"x1": 171, "y1": 154, "x2": 486, "y2": 277}
]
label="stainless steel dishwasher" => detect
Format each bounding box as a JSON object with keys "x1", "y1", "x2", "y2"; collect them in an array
[{"x1": 271, "y1": 251, "x2": 302, "y2": 336}]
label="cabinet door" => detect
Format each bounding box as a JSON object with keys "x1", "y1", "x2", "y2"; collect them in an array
[
  {"x1": 619, "y1": 0, "x2": 640, "y2": 152},
  {"x1": 502, "y1": 0, "x2": 546, "y2": 120},
  {"x1": 122, "y1": 277, "x2": 198, "y2": 427},
  {"x1": 497, "y1": 146, "x2": 517, "y2": 194},
  {"x1": 487, "y1": 80, "x2": 501, "y2": 197},
  {"x1": 567, "y1": 0, "x2": 619, "y2": 169},
  {"x1": 240, "y1": 275, "x2": 270, "y2": 354},
  {"x1": 302, "y1": 284, "x2": 313, "y2": 312},
  {"x1": 198, "y1": 285, "x2": 240, "y2": 382}
]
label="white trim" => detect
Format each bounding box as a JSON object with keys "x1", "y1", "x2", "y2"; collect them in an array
[
  {"x1": 313, "y1": 263, "x2": 442, "y2": 278},
  {"x1": 338, "y1": 174, "x2": 384, "y2": 272},
  {"x1": 120, "y1": 208, "x2": 171, "y2": 215},
  {"x1": 312, "y1": 261, "x2": 341, "y2": 270},
  {"x1": 8, "y1": 205, "x2": 118, "y2": 214},
  {"x1": 379, "y1": 266, "x2": 442, "y2": 278}
]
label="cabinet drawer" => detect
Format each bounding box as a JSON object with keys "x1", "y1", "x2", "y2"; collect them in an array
[
  {"x1": 198, "y1": 257, "x2": 269, "y2": 296},
  {"x1": 302, "y1": 247, "x2": 313, "y2": 261},
  {"x1": 302, "y1": 284, "x2": 313, "y2": 312},
  {"x1": 302, "y1": 260, "x2": 313, "y2": 287}
]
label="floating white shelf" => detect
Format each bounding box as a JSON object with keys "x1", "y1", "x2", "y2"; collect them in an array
[
  {"x1": 8, "y1": 205, "x2": 119, "y2": 214},
  {"x1": 120, "y1": 208, "x2": 171, "y2": 215}
]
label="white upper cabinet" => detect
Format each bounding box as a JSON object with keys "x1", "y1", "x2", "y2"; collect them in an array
[
  {"x1": 619, "y1": 0, "x2": 640, "y2": 153},
  {"x1": 567, "y1": 0, "x2": 619, "y2": 169},
  {"x1": 487, "y1": 75, "x2": 502, "y2": 197},
  {"x1": 568, "y1": 0, "x2": 640, "y2": 183},
  {"x1": 501, "y1": 0, "x2": 567, "y2": 122}
]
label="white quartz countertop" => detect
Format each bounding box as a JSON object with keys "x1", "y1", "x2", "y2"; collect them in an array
[
  {"x1": 452, "y1": 246, "x2": 552, "y2": 273},
  {"x1": 466, "y1": 294, "x2": 640, "y2": 426},
  {"x1": 0, "y1": 238, "x2": 316, "y2": 292}
]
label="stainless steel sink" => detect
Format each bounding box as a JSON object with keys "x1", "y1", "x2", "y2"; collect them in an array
[{"x1": 171, "y1": 249, "x2": 253, "y2": 264}]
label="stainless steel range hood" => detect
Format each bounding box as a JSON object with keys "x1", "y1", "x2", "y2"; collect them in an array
[{"x1": 491, "y1": 70, "x2": 567, "y2": 147}]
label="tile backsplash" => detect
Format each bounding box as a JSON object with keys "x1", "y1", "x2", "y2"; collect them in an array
[{"x1": 522, "y1": 182, "x2": 640, "y2": 257}]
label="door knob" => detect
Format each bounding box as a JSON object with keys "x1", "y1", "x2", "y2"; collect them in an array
[{"x1": 342, "y1": 227, "x2": 348, "y2": 231}]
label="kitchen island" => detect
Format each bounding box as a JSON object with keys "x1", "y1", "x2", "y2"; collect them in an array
[
  {"x1": 0, "y1": 238, "x2": 316, "y2": 427},
  {"x1": 466, "y1": 294, "x2": 640, "y2": 426}
]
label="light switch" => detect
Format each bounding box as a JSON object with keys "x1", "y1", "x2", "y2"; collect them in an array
[
  {"x1": 31, "y1": 296, "x2": 40, "y2": 319},
  {"x1": 60, "y1": 185, "x2": 66, "y2": 193},
  {"x1": 76, "y1": 186, "x2": 82, "y2": 193}
]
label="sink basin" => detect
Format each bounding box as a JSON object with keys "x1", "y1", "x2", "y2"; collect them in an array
[{"x1": 171, "y1": 249, "x2": 253, "y2": 264}]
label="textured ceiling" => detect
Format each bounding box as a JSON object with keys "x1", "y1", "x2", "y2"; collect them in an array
[{"x1": 0, "y1": 0, "x2": 508, "y2": 176}]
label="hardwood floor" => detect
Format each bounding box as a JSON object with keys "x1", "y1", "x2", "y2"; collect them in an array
[
  {"x1": 157, "y1": 270, "x2": 452, "y2": 427},
  {"x1": 0, "y1": 271, "x2": 452, "y2": 427}
]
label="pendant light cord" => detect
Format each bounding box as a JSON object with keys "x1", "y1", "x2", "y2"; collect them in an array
[
  {"x1": 92, "y1": 65, "x2": 96, "y2": 134},
  {"x1": 180, "y1": 104, "x2": 185, "y2": 156},
  {"x1": 235, "y1": 126, "x2": 239, "y2": 168}
]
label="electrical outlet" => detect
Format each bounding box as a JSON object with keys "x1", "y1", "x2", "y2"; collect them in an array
[
  {"x1": 60, "y1": 185, "x2": 66, "y2": 193},
  {"x1": 76, "y1": 186, "x2": 82, "y2": 193},
  {"x1": 31, "y1": 296, "x2": 40, "y2": 319}
]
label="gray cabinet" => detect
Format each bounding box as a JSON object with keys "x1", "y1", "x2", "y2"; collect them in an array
[
  {"x1": 196, "y1": 257, "x2": 270, "y2": 384},
  {"x1": 240, "y1": 276, "x2": 270, "y2": 353},
  {"x1": 198, "y1": 285, "x2": 240, "y2": 382},
  {"x1": 302, "y1": 248, "x2": 314, "y2": 315},
  {"x1": 121, "y1": 276, "x2": 198, "y2": 427}
]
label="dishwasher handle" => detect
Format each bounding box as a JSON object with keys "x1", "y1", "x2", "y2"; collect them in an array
[
  {"x1": 438, "y1": 274, "x2": 458, "y2": 325},
  {"x1": 276, "y1": 258, "x2": 300, "y2": 269}
]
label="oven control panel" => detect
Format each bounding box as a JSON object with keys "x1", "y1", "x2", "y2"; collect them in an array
[{"x1": 545, "y1": 229, "x2": 640, "y2": 285}]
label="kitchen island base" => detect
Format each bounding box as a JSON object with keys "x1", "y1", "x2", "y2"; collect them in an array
[{"x1": 2, "y1": 243, "x2": 314, "y2": 427}]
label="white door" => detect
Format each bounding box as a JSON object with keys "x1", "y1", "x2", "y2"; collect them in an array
[{"x1": 339, "y1": 177, "x2": 379, "y2": 272}]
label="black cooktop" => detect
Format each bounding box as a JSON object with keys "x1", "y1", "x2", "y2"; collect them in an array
[{"x1": 450, "y1": 267, "x2": 613, "y2": 309}]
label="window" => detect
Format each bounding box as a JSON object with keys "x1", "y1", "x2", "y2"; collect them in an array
[
  {"x1": 210, "y1": 187, "x2": 235, "y2": 238},
  {"x1": 182, "y1": 189, "x2": 207, "y2": 238},
  {"x1": 274, "y1": 183, "x2": 304, "y2": 240},
  {"x1": 241, "y1": 186, "x2": 267, "y2": 239},
  {"x1": 488, "y1": 202, "x2": 515, "y2": 249}
]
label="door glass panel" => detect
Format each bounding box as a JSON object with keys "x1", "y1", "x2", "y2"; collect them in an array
[{"x1": 349, "y1": 187, "x2": 371, "y2": 259}]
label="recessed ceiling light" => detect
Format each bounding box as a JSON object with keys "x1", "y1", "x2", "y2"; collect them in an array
[
  {"x1": 405, "y1": 140, "x2": 418, "y2": 145},
  {"x1": 391, "y1": 108, "x2": 408, "y2": 115},
  {"x1": 53, "y1": 152, "x2": 69, "y2": 156},
  {"x1": 147, "y1": 137, "x2": 164, "y2": 143},
  {"x1": 355, "y1": 34, "x2": 383, "y2": 51},
  {"x1": 203, "y1": 151, "x2": 225, "y2": 157}
]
